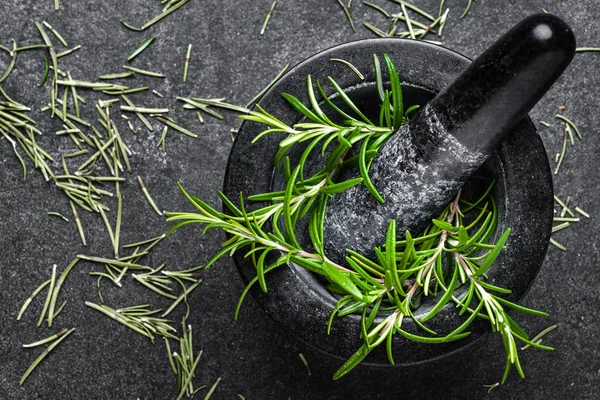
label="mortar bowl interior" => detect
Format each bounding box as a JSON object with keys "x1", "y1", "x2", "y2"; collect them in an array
[{"x1": 223, "y1": 38, "x2": 553, "y2": 366}]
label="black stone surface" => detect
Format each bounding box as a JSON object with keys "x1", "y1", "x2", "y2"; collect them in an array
[{"x1": 1, "y1": 1, "x2": 599, "y2": 399}]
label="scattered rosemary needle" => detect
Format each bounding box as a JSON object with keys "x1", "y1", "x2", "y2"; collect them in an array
[
  {"x1": 575, "y1": 207, "x2": 589, "y2": 218},
  {"x1": 42, "y1": 21, "x2": 67, "y2": 47},
  {"x1": 183, "y1": 44, "x2": 192, "y2": 83},
  {"x1": 549, "y1": 237, "x2": 567, "y2": 251},
  {"x1": 299, "y1": 353, "x2": 311, "y2": 376},
  {"x1": 576, "y1": 47, "x2": 600, "y2": 52},
  {"x1": 99, "y1": 71, "x2": 135, "y2": 80},
  {"x1": 203, "y1": 377, "x2": 221, "y2": 400},
  {"x1": 128, "y1": 36, "x2": 156, "y2": 61},
  {"x1": 37, "y1": 265, "x2": 57, "y2": 327},
  {"x1": 17, "y1": 279, "x2": 51, "y2": 321},
  {"x1": 138, "y1": 175, "x2": 163, "y2": 215},
  {"x1": 123, "y1": 65, "x2": 166, "y2": 78},
  {"x1": 121, "y1": 105, "x2": 169, "y2": 114},
  {"x1": 261, "y1": 1, "x2": 277, "y2": 35},
  {"x1": 336, "y1": 0, "x2": 356, "y2": 33},
  {"x1": 483, "y1": 382, "x2": 500, "y2": 393},
  {"x1": 521, "y1": 324, "x2": 558, "y2": 351},
  {"x1": 23, "y1": 328, "x2": 69, "y2": 348},
  {"x1": 330, "y1": 58, "x2": 364, "y2": 80},
  {"x1": 47, "y1": 211, "x2": 69, "y2": 222},
  {"x1": 70, "y1": 200, "x2": 86, "y2": 245},
  {"x1": 20, "y1": 328, "x2": 75, "y2": 386}
]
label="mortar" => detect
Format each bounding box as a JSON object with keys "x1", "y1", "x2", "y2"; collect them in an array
[{"x1": 223, "y1": 16, "x2": 572, "y2": 365}]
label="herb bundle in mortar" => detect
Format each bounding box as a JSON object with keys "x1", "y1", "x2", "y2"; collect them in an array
[{"x1": 166, "y1": 54, "x2": 552, "y2": 382}]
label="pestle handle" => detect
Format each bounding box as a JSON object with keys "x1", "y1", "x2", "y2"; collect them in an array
[
  {"x1": 430, "y1": 13, "x2": 576, "y2": 155},
  {"x1": 322, "y1": 14, "x2": 576, "y2": 264}
]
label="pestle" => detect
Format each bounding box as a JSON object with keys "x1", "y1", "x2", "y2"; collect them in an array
[{"x1": 323, "y1": 14, "x2": 576, "y2": 264}]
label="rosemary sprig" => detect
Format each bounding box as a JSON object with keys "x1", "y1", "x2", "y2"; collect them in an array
[{"x1": 167, "y1": 53, "x2": 550, "y2": 382}]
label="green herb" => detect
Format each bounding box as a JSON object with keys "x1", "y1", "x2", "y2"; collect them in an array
[
  {"x1": 555, "y1": 114, "x2": 582, "y2": 140},
  {"x1": 121, "y1": 105, "x2": 169, "y2": 114},
  {"x1": 575, "y1": 207, "x2": 589, "y2": 218},
  {"x1": 56, "y1": 45, "x2": 81, "y2": 59},
  {"x1": 47, "y1": 258, "x2": 80, "y2": 327},
  {"x1": 330, "y1": 58, "x2": 365, "y2": 80},
  {"x1": 122, "y1": 94, "x2": 154, "y2": 131},
  {"x1": 169, "y1": 323, "x2": 205, "y2": 400},
  {"x1": 549, "y1": 238, "x2": 566, "y2": 251},
  {"x1": 122, "y1": 0, "x2": 190, "y2": 31},
  {"x1": 157, "y1": 116, "x2": 198, "y2": 138},
  {"x1": 166, "y1": 54, "x2": 549, "y2": 382},
  {"x1": 336, "y1": 0, "x2": 356, "y2": 32},
  {"x1": 17, "y1": 279, "x2": 51, "y2": 321},
  {"x1": 42, "y1": 21, "x2": 68, "y2": 47},
  {"x1": 20, "y1": 328, "x2": 75, "y2": 385},
  {"x1": 461, "y1": 0, "x2": 477, "y2": 19},
  {"x1": 138, "y1": 175, "x2": 163, "y2": 215},
  {"x1": 364, "y1": 2, "x2": 390, "y2": 18},
  {"x1": 521, "y1": 324, "x2": 558, "y2": 350},
  {"x1": 85, "y1": 302, "x2": 175, "y2": 342},
  {"x1": 576, "y1": 47, "x2": 600, "y2": 52},
  {"x1": 261, "y1": 1, "x2": 278, "y2": 35},
  {"x1": 123, "y1": 64, "x2": 166, "y2": 78},
  {"x1": 483, "y1": 382, "x2": 500, "y2": 393},
  {"x1": 47, "y1": 211, "x2": 69, "y2": 222},
  {"x1": 540, "y1": 121, "x2": 550, "y2": 127},
  {"x1": 99, "y1": 71, "x2": 135, "y2": 80},
  {"x1": 128, "y1": 36, "x2": 156, "y2": 61},
  {"x1": 299, "y1": 353, "x2": 311, "y2": 376},
  {"x1": 246, "y1": 64, "x2": 289, "y2": 109},
  {"x1": 37, "y1": 264, "x2": 57, "y2": 327},
  {"x1": 203, "y1": 377, "x2": 221, "y2": 400},
  {"x1": 183, "y1": 44, "x2": 192, "y2": 83},
  {"x1": 22, "y1": 328, "x2": 69, "y2": 348}
]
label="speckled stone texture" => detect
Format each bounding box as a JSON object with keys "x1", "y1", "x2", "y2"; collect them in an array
[{"x1": 1, "y1": 1, "x2": 599, "y2": 400}]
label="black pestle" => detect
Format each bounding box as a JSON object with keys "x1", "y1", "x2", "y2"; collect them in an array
[{"x1": 323, "y1": 14, "x2": 576, "y2": 264}]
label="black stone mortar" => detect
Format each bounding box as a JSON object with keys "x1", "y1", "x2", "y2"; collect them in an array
[{"x1": 223, "y1": 38, "x2": 555, "y2": 366}]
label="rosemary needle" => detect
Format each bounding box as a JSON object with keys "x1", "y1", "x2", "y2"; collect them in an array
[
  {"x1": 549, "y1": 237, "x2": 567, "y2": 251},
  {"x1": 138, "y1": 175, "x2": 163, "y2": 215},
  {"x1": 183, "y1": 44, "x2": 192, "y2": 83},
  {"x1": 521, "y1": 324, "x2": 558, "y2": 351},
  {"x1": 336, "y1": 0, "x2": 356, "y2": 33},
  {"x1": 330, "y1": 58, "x2": 364, "y2": 80},
  {"x1": 203, "y1": 377, "x2": 221, "y2": 400},
  {"x1": 128, "y1": 36, "x2": 156, "y2": 61},
  {"x1": 121, "y1": 105, "x2": 169, "y2": 114},
  {"x1": 140, "y1": 0, "x2": 190, "y2": 30},
  {"x1": 575, "y1": 207, "x2": 590, "y2": 218},
  {"x1": 20, "y1": 328, "x2": 75, "y2": 386},
  {"x1": 37, "y1": 265, "x2": 57, "y2": 327},
  {"x1": 70, "y1": 200, "x2": 86, "y2": 245},
  {"x1": 261, "y1": 1, "x2": 277, "y2": 35},
  {"x1": 123, "y1": 65, "x2": 166, "y2": 78},
  {"x1": 42, "y1": 21, "x2": 68, "y2": 47},
  {"x1": 47, "y1": 211, "x2": 69, "y2": 222},
  {"x1": 17, "y1": 279, "x2": 51, "y2": 320},
  {"x1": 47, "y1": 258, "x2": 80, "y2": 327},
  {"x1": 23, "y1": 329, "x2": 69, "y2": 348},
  {"x1": 576, "y1": 47, "x2": 600, "y2": 52},
  {"x1": 299, "y1": 353, "x2": 311, "y2": 376}
]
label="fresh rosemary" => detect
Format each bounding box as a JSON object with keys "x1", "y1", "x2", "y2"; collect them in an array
[{"x1": 166, "y1": 54, "x2": 551, "y2": 382}]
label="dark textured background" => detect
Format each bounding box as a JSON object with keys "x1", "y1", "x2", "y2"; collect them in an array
[{"x1": 0, "y1": 1, "x2": 598, "y2": 399}]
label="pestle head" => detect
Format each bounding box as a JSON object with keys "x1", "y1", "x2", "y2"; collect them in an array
[{"x1": 323, "y1": 14, "x2": 575, "y2": 264}]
